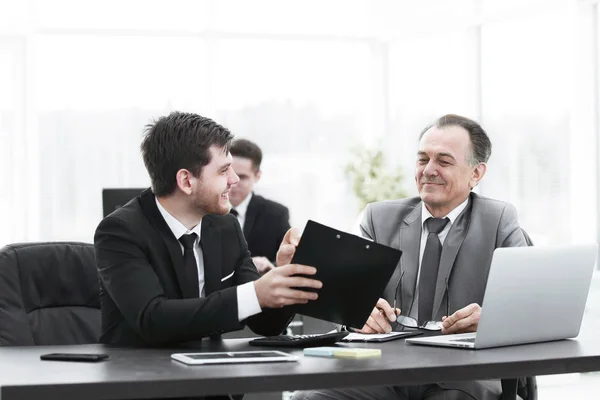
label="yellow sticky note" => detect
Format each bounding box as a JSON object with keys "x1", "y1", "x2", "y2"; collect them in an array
[{"x1": 332, "y1": 348, "x2": 382, "y2": 358}]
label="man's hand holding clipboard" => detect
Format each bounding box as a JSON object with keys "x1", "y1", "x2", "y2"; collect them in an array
[
  {"x1": 273, "y1": 220, "x2": 401, "y2": 329},
  {"x1": 276, "y1": 227, "x2": 303, "y2": 267},
  {"x1": 253, "y1": 228, "x2": 323, "y2": 309}
]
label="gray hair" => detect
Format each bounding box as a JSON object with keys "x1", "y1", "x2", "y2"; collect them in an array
[{"x1": 419, "y1": 114, "x2": 492, "y2": 166}]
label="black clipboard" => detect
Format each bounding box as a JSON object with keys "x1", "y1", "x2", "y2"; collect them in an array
[{"x1": 290, "y1": 220, "x2": 401, "y2": 329}]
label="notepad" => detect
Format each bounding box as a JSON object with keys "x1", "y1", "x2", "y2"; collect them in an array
[{"x1": 303, "y1": 347, "x2": 382, "y2": 358}]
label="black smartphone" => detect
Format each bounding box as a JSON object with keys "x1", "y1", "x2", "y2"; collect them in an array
[{"x1": 40, "y1": 353, "x2": 109, "y2": 362}]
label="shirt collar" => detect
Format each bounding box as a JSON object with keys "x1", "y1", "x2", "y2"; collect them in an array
[
  {"x1": 155, "y1": 197, "x2": 202, "y2": 241},
  {"x1": 233, "y1": 192, "x2": 253, "y2": 219},
  {"x1": 421, "y1": 196, "x2": 469, "y2": 227}
]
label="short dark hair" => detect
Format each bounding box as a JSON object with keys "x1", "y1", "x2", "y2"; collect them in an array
[
  {"x1": 419, "y1": 114, "x2": 492, "y2": 165},
  {"x1": 230, "y1": 139, "x2": 263, "y2": 171},
  {"x1": 141, "y1": 111, "x2": 234, "y2": 196}
]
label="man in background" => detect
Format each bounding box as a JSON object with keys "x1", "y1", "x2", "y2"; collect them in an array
[{"x1": 229, "y1": 139, "x2": 291, "y2": 274}]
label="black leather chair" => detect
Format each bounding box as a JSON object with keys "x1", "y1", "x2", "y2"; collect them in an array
[
  {"x1": 521, "y1": 228, "x2": 534, "y2": 247},
  {"x1": 501, "y1": 229, "x2": 537, "y2": 400},
  {"x1": 0, "y1": 242, "x2": 100, "y2": 346}
]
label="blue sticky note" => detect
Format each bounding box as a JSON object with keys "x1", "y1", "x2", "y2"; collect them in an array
[{"x1": 303, "y1": 347, "x2": 338, "y2": 357}]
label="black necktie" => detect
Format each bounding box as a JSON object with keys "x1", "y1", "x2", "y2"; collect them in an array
[
  {"x1": 418, "y1": 217, "x2": 449, "y2": 324},
  {"x1": 230, "y1": 208, "x2": 239, "y2": 217},
  {"x1": 179, "y1": 233, "x2": 199, "y2": 298}
]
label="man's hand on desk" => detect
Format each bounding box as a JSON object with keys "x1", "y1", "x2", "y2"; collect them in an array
[
  {"x1": 353, "y1": 298, "x2": 401, "y2": 334},
  {"x1": 254, "y1": 264, "x2": 322, "y2": 309},
  {"x1": 441, "y1": 303, "x2": 481, "y2": 334},
  {"x1": 252, "y1": 256, "x2": 275, "y2": 274}
]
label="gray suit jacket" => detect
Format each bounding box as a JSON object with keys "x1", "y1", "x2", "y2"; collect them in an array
[{"x1": 360, "y1": 192, "x2": 527, "y2": 322}]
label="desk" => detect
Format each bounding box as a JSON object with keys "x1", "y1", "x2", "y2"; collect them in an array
[{"x1": 1, "y1": 332, "x2": 600, "y2": 400}]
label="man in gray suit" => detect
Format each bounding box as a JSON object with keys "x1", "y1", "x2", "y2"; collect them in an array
[{"x1": 293, "y1": 114, "x2": 527, "y2": 400}]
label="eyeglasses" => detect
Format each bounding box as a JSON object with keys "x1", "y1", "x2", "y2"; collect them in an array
[{"x1": 393, "y1": 270, "x2": 449, "y2": 331}]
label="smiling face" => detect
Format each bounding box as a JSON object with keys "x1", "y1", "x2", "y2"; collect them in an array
[
  {"x1": 188, "y1": 145, "x2": 240, "y2": 216},
  {"x1": 415, "y1": 125, "x2": 486, "y2": 217}
]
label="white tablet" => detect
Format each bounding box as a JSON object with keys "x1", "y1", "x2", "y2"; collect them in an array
[{"x1": 171, "y1": 350, "x2": 299, "y2": 365}]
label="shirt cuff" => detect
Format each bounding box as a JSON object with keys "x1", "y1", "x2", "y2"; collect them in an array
[{"x1": 237, "y1": 281, "x2": 262, "y2": 321}]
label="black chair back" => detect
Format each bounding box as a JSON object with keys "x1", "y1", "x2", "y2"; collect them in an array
[{"x1": 0, "y1": 242, "x2": 100, "y2": 346}]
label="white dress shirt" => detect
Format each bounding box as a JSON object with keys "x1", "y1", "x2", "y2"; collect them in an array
[
  {"x1": 155, "y1": 198, "x2": 262, "y2": 321},
  {"x1": 231, "y1": 192, "x2": 252, "y2": 230}
]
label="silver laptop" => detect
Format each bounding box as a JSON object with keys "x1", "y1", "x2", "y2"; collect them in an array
[{"x1": 406, "y1": 244, "x2": 598, "y2": 349}]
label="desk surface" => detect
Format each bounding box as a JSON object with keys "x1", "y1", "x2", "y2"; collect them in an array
[{"x1": 1, "y1": 331, "x2": 600, "y2": 400}]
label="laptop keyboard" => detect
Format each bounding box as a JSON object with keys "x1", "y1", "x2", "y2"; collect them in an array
[
  {"x1": 452, "y1": 337, "x2": 476, "y2": 343},
  {"x1": 249, "y1": 331, "x2": 349, "y2": 348}
]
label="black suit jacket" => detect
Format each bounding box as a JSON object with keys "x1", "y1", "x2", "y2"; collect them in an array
[
  {"x1": 94, "y1": 189, "x2": 293, "y2": 347},
  {"x1": 243, "y1": 194, "x2": 290, "y2": 262}
]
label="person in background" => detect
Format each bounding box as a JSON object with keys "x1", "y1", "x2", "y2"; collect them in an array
[{"x1": 229, "y1": 139, "x2": 291, "y2": 274}]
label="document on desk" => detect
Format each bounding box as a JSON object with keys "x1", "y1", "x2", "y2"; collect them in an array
[
  {"x1": 342, "y1": 331, "x2": 422, "y2": 342},
  {"x1": 290, "y1": 220, "x2": 401, "y2": 328}
]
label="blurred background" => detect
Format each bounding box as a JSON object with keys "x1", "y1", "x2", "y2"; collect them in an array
[
  {"x1": 1, "y1": 0, "x2": 600, "y2": 396},
  {"x1": 1, "y1": 0, "x2": 599, "y2": 247}
]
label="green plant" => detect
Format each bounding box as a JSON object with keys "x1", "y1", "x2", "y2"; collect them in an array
[{"x1": 344, "y1": 146, "x2": 409, "y2": 211}]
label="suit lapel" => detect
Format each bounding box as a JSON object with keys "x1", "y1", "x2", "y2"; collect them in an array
[
  {"x1": 432, "y1": 198, "x2": 473, "y2": 317},
  {"x1": 398, "y1": 206, "x2": 422, "y2": 315},
  {"x1": 139, "y1": 189, "x2": 192, "y2": 298},
  {"x1": 243, "y1": 193, "x2": 260, "y2": 238},
  {"x1": 201, "y1": 217, "x2": 221, "y2": 295}
]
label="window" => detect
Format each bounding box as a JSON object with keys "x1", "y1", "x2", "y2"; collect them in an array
[{"x1": 481, "y1": 9, "x2": 597, "y2": 245}]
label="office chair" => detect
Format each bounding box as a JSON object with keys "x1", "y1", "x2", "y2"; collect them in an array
[
  {"x1": 0, "y1": 242, "x2": 100, "y2": 346},
  {"x1": 500, "y1": 228, "x2": 537, "y2": 400},
  {"x1": 102, "y1": 188, "x2": 145, "y2": 217}
]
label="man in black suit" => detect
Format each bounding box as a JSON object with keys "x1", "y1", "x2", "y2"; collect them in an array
[
  {"x1": 94, "y1": 112, "x2": 322, "y2": 349},
  {"x1": 229, "y1": 139, "x2": 290, "y2": 274}
]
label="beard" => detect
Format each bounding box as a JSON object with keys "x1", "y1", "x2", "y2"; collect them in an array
[{"x1": 193, "y1": 190, "x2": 229, "y2": 216}]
